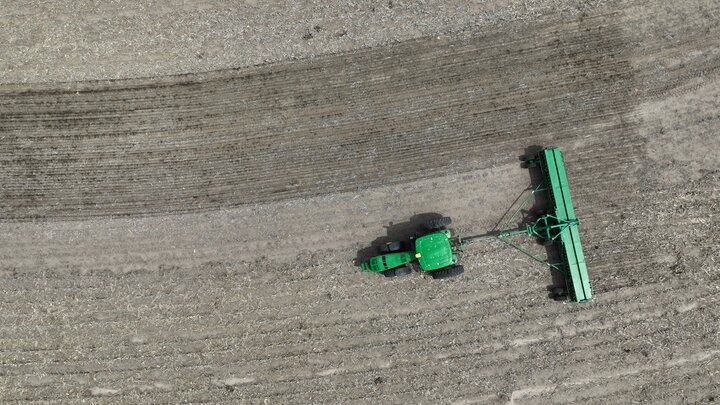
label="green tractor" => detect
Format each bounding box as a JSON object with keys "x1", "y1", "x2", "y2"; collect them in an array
[{"x1": 359, "y1": 217, "x2": 465, "y2": 279}]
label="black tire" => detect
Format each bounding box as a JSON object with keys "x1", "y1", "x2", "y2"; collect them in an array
[
  {"x1": 393, "y1": 266, "x2": 412, "y2": 277},
  {"x1": 383, "y1": 270, "x2": 396, "y2": 278},
  {"x1": 378, "y1": 241, "x2": 402, "y2": 253},
  {"x1": 430, "y1": 265, "x2": 464, "y2": 279},
  {"x1": 519, "y1": 155, "x2": 537, "y2": 166},
  {"x1": 520, "y1": 146, "x2": 543, "y2": 162},
  {"x1": 387, "y1": 241, "x2": 402, "y2": 252},
  {"x1": 430, "y1": 269, "x2": 445, "y2": 279},
  {"x1": 423, "y1": 216, "x2": 452, "y2": 230},
  {"x1": 551, "y1": 287, "x2": 568, "y2": 300}
]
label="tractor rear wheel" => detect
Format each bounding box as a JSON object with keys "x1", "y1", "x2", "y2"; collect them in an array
[
  {"x1": 430, "y1": 265, "x2": 464, "y2": 279},
  {"x1": 423, "y1": 217, "x2": 452, "y2": 230}
]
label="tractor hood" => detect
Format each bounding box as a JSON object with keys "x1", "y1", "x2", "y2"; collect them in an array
[{"x1": 361, "y1": 251, "x2": 413, "y2": 272}]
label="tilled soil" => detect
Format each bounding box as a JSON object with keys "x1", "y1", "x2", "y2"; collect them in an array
[
  {"x1": 2, "y1": 14, "x2": 642, "y2": 220},
  {"x1": 0, "y1": 0, "x2": 615, "y2": 84},
  {"x1": 1, "y1": 2, "x2": 719, "y2": 404}
]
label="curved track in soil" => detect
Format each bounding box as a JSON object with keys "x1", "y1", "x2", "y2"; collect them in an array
[{"x1": 1, "y1": 15, "x2": 639, "y2": 220}]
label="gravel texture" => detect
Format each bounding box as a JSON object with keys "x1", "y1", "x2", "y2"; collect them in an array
[
  {"x1": 1, "y1": 0, "x2": 719, "y2": 403},
  {"x1": 1, "y1": 0, "x2": 613, "y2": 84}
]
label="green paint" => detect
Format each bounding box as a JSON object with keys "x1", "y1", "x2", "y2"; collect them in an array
[
  {"x1": 360, "y1": 251, "x2": 413, "y2": 272},
  {"x1": 415, "y1": 230, "x2": 458, "y2": 271}
]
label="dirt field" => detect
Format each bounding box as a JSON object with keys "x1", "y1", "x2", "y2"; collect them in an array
[{"x1": 1, "y1": 1, "x2": 718, "y2": 404}]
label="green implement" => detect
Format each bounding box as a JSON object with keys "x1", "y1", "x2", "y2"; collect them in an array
[
  {"x1": 536, "y1": 148, "x2": 592, "y2": 302},
  {"x1": 462, "y1": 147, "x2": 592, "y2": 302}
]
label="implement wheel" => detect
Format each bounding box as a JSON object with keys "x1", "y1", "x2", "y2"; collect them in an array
[
  {"x1": 430, "y1": 265, "x2": 464, "y2": 279},
  {"x1": 551, "y1": 287, "x2": 568, "y2": 301},
  {"x1": 519, "y1": 147, "x2": 542, "y2": 167},
  {"x1": 423, "y1": 217, "x2": 452, "y2": 230}
]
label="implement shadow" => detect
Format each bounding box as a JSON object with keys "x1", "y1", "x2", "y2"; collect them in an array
[{"x1": 519, "y1": 146, "x2": 566, "y2": 299}]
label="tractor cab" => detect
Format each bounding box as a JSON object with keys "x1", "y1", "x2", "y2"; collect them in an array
[{"x1": 414, "y1": 230, "x2": 458, "y2": 271}]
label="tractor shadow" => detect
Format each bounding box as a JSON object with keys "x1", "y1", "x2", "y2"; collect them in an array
[
  {"x1": 519, "y1": 145, "x2": 567, "y2": 299},
  {"x1": 355, "y1": 212, "x2": 447, "y2": 266}
]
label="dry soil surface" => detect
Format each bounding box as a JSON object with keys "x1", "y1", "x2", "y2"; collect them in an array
[{"x1": 1, "y1": 1, "x2": 719, "y2": 404}]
